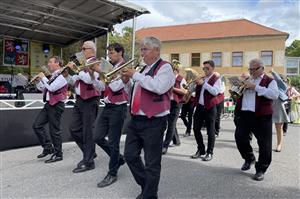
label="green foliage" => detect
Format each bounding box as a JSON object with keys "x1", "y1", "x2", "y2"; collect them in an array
[
  {"x1": 109, "y1": 26, "x2": 140, "y2": 60},
  {"x1": 289, "y1": 75, "x2": 300, "y2": 91},
  {"x1": 286, "y1": 40, "x2": 300, "y2": 57}
]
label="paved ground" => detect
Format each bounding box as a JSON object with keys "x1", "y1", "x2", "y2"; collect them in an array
[{"x1": 1, "y1": 119, "x2": 300, "y2": 199}]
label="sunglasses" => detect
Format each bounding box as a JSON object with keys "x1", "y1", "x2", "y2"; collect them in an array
[
  {"x1": 248, "y1": 67, "x2": 261, "y2": 71},
  {"x1": 81, "y1": 47, "x2": 92, "y2": 51},
  {"x1": 202, "y1": 67, "x2": 210, "y2": 71}
]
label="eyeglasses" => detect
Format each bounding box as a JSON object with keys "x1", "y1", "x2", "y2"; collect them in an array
[
  {"x1": 202, "y1": 67, "x2": 209, "y2": 71},
  {"x1": 140, "y1": 48, "x2": 151, "y2": 52},
  {"x1": 81, "y1": 47, "x2": 92, "y2": 51},
  {"x1": 248, "y1": 67, "x2": 261, "y2": 71}
]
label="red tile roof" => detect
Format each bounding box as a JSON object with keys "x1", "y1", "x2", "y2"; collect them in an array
[{"x1": 136, "y1": 19, "x2": 289, "y2": 42}]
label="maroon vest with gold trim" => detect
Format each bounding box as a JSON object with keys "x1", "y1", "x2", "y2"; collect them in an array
[
  {"x1": 138, "y1": 59, "x2": 171, "y2": 118},
  {"x1": 173, "y1": 75, "x2": 185, "y2": 103},
  {"x1": 194, "y1": 74, "x2": 222, "y2": 109},
  {"x1": 236, "y1": 74, "x2": 274, "y2": 116}
]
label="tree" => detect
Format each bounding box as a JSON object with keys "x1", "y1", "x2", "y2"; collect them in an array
[
  {"x1": 109, "y1": 26, "x2": 140, "y2": 60},
  {"x1": 286, "y1": 40, "x2": 300, "y2": 57}
]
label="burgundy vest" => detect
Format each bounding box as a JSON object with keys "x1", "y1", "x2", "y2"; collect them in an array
[
  {"x1": 137, "y1": 59, "x2": 172, "y2": 118},
  {"x1": 236, "y1": 74, "x2": 274, "y2": 116},
  {"x1": 104, "y1": 60, "x2": 128, "y2": 103},
  {"x1": 194, "y1": 74, "x2": 222, "y2": 109},
  {"x1": 48, "y1": 84, "x2": 68, "y2": 105},
  {"x1": 173, "y1": 75, "x2": 185, "y2": 103},
  {"x1": 75, "y1": 79, "x2": 100, "y2": 100},
  {"x1": 105, "y1": 86, "x2": 128, "y2": 103}
]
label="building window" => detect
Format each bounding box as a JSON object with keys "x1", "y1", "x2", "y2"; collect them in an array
[
  {"x1": 212, "y1": 52, "x2": 222, "y2": 67},
  {"x1": 261, "y1": 51, "x2": 273, "y2": 66},
  {"x1": 232, "y1": 52, "x2": 243, "y2": 67},
  {"x1": 191, "y1": 53, "x2": 201, "y2": 66},
  {"x1": 171, "y1": 53, "x2": 180, "y2": 62}
]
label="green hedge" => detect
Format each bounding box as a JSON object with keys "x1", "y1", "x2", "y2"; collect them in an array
[{"x1": 289, "y1": 75, "x2": 300, "y2": 91}]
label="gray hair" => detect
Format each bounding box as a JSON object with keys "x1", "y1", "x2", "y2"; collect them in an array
[
  {"x1": 140, "y1": 36, "x2": 161, "y2": 49},
  {"x1": 83, "y1": 40, "x2": 97, "y2": 52},
  {"x1": 249, "y1": 58, "x2": 264, "y2": 68}
]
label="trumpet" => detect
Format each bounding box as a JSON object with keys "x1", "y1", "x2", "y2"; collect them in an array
[
  {"x1": 25, "y1": 66, "x2": 51, "y2": 87},
  {"x1": 228, "y1": 76, "x2": 251, "y2": 99},
  {"x1": 103, "y1": 58, "x2": 138, "y2": 83},
  {"x1": 182, "y1": 76, "x2": 205, "y2": 103}
]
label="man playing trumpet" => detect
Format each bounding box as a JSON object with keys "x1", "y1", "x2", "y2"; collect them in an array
[
  {"x1": 92, "y1": 43, "x2": 129, "y2": 188},
  {"x1": 191, "y1": 60, "x2": 223, "y2": 161},
  {"x1": 32, "y1": 56, "x2": 68, "y2": 163},
  {"x1": 67, "y1": 41, "x2": 105, "y2": 173}
]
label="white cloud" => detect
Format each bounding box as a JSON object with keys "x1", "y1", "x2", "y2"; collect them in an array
[{"x1": 114, "y1": 0, "x2": 299, "y2": 46}]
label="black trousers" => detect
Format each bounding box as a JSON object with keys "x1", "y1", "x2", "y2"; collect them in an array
[
  {"x1": 124, "y1": 115, "x2": 167, "y2": 199},
  {"x1": 163, "y1": 100, "x2": 181, "y2": 148},
  {"x1": 215, "y1": 100, "x2": 224, "y2": 136},
  {"x1": 193, "y1": 104, "x2": 217, "y2": 155},
  {"x1": 180, "y1": 101, "x2": 195, "y2": 133},
  {"x1": 32, "y1": 102, "x2": 64, "y2": 156},
  {"x1": 94, "y1": 103, "x2": 127, "y2": 176},
  {"x1": 235, "y1": 111, "x2": 272, "y2": 173},
  {"x1": 69, "y1": 96, "x2": 99, "y2": 165}
]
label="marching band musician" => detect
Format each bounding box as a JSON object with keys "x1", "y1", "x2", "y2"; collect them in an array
[
  {"x1": 92, "y1": 43, "x2": 129, "y2": 188},
  {"x1": 235, "y1": 59, "x2": 278, "y2": 181},
  {"x1": 162, "y1": 59, "x2": 187, "y2": 155},
  {"x1": 121, "y1": 36, "x2": 175, "y2": 199},
  {"x1": 191, "y1": 60, "x2": 222, "y2": 161},
  {"x1": 32, "y1": 56, "x2": 68, "y2": 163},
  {"x1": 67, "y1": 41, "x2": 105, "y2": 173}
]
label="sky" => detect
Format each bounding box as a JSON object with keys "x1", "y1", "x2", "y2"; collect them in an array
[{"x1": 114, "y1": 0, "x2": 300, "y2": 46}]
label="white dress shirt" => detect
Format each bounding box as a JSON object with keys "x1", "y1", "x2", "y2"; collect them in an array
[
  {"x1": 103, "y1": 60, "x2": 129, "y2": 105},
  {"x1": 241, "y1": 74, "x2": 279, "y2": 112},
  {"x1": 36, "y1": 69, "x2": 67, "y2": 101},
  {"x1": 171, "y1": 74, "x2": 187, "y2": 100},
  {"x1": 198, "y1": 74, "x2": 221, "y2": 105},
  {"x1": 131, "y1": 58, "x2": 175, "y2": 116}
]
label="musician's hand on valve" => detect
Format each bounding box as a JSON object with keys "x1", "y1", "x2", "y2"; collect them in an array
[
  {"x1": 38, "y1": 72, "x2": 45, "y2": 79},
  {"x1": 195, "y1": 77, "x2": 204, "y2": 85},
  {"x1": 66, "y1": 62, "x2": 76, "y2": 70},
  {"x1": 121, "y1": 68, "x2": 135, "y2": 78},
  {"x1": 244, "y1": 81, "x2": 256, "y2": 90},
  {"x1": 91, "y1": 63, "x2": 101, "y2": 73}
]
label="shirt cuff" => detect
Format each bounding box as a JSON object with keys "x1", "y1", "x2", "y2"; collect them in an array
[
  {"x1": 132, "y1": 72, "x2": 143, "y2": 82},
  {"x1": 41, "y1": 76, "x2": 49, "y2": 84}
]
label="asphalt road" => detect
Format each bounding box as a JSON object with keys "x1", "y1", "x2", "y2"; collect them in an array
[{"x1": 1, "y1": 119, "x2": 299, "y2": 198}]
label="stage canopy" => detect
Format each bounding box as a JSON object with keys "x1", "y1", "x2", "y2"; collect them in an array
[{"x1": 0, "y1": 0, "x2": 149, "y2": 46}]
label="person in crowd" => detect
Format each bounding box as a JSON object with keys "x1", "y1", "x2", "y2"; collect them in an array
[
  {"x1": 162, "y1": 59, "x2": 187, "y2": 155},
  {"x1": 270, "y1": 70, "x2": 289, "y2": 152}
]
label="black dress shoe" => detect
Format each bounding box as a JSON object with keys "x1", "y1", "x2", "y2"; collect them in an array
[
  {"x1": 253, "y1": 171, "x2": 264, "y2": 181},
  {"x1": 202, "y1": 153, "x2": 213, "y2": 161},
  {"x1": 136, "y1": 193, "x2": 142, "y2": 199},
  {"x1": 45, "y1": 154, "x2": 63, "y2": 163},
  {"x1": 77, "y1": 153, "x2": 97, "y2": 167},
  {"x1": 37, "y1": 148, "x2": 54, "y2": 158},
  {"x1": 118, "y1": 155, "x2": 125, "y2": 168},
  {"x1": 72, "y1": 163, "x2": 95, "y2": 173},
  {"x1": 162, "y1": 147, "x2": 168, "y2": 155},
  {"x1": 241, "y1": 160, "x2": 255, "y2": 171},
  {"x1": 190, "y1": 150, "x2": 205, "y2": 159},
  {"x1": 97, "y1": 174, "x2": 117, "y2": 188}
]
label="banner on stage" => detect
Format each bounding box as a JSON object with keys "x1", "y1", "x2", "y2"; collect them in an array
[{"x1": 3, "y1": 38, "x2": 29, "y2": 68}]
